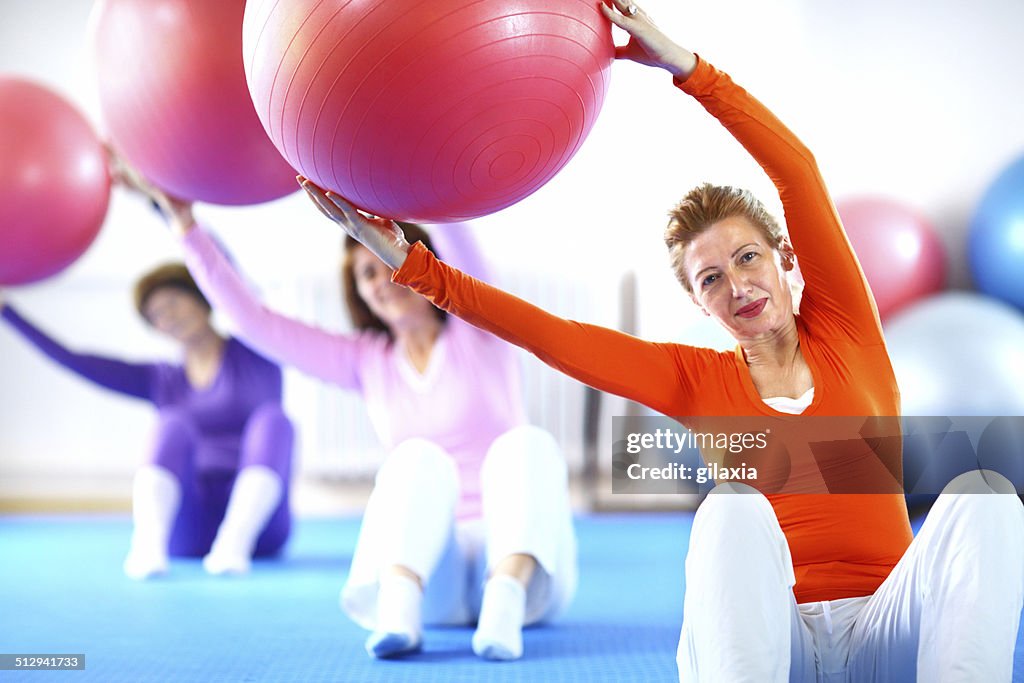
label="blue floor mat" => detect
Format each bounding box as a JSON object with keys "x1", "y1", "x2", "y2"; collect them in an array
[
  {"x1": 0, "y1": 514, "x2": 689, "y2": 682},
  {"x1": 0, "y1": 513, "x2": 1020, "y2": 682}
]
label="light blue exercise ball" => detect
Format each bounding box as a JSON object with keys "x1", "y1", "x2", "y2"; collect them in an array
[
  {"x1": 885, "y1": 291, "x2": 1024, "y2": 417},
  {"x1": 885, "y1": 292, "x2": 1024, "y2": 497}
]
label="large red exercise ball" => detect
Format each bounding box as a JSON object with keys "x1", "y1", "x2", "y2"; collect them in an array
[
  {"x1": 90, "y1": 0, "x2": 297, "y2": 205},
  {"x1": 969, "y1": 155, "x2": 1024, "y2": 312},
  {"x1": 242, "y1": 0, "x2": 614, "y2": 222},
  {"x1": 0, "y1": 78, "x2": 111, "y2": 286},
  {"x1": 835, "y1": 197, "x2": 946, "y2": 320}
]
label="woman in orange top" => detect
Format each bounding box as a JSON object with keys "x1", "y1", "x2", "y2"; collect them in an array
[{"x1": 300, "y1": 1, "x2": 1024, "y2": 679}]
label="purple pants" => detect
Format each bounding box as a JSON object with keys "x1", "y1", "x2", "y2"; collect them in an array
[{"x1": 149, "y1": 403, "x2": 294, "y2": 557}]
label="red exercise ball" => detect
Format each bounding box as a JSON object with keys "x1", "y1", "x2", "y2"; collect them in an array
[
  {"x1": 243, "y1": 0, "x2": 614, "y2": 222},
  {"x1": 836, "y1": 197, "x2": 946, "y2": 320},
  {"x1": 0, "y1": 78, "x2": 111, "y2": 286},
  {"x1": 91, "y1": 0, "x2": 297, "y2": 205}
]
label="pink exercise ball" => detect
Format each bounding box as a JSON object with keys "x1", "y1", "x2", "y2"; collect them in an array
[
  {"x1": 836, "y1": 197, "x2": 946, "y2": 320},
  {"x1": 91, "y1": 0, "x2": 297, "y2": 205},
  {"x1": 0, "y1": 78, "x2": 111, "y2": 286},
  {"x1": 243, "y1": 0, "x2": 614, "y2": 222}
]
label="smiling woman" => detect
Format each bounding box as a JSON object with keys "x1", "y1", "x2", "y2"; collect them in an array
[
  {"x1": 302, "y1": 1, "x2": 1024, "y2": 680},
  {"x1": 341, "y1": 224, "x2": 448, "y2": 344},
  {"x1": 667, "y1": 189, "x2": 811, "y2": 401},
  {"x1": 680, "y1": 216, "x2": 795, "y2": 326}
]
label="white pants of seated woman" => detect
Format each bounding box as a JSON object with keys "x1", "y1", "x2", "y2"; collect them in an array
[
  {"x1": 341, "y1": 425, "x2": 577, "y2": 628},
  {"x1": 677, "y1": 470, "x2": 1024, "y2": 682}
]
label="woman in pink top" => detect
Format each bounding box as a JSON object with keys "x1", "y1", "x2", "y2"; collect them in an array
[{"x1": 130, "y1": 173, "x2": 576, "y2": 662}]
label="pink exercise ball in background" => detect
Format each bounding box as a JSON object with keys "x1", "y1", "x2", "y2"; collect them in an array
[
  {"x1": 836, "y1": 197, "x2": 947, "y2": 320},
  {"x1": 0, "y1": 78, "x2": 111, "y2": 286},
  {"x1": 243, "y1": 0, "x2": 614, "y2": 222},
  {"x1": 91, "y1": 0, "x2": 297, "y2": 205}
]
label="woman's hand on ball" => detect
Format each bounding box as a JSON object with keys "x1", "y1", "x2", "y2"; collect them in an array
[
  {"x1": 299, "y1": 177, "x2": 410, "y2": 271},
  {"x1": 107, "y1": 147, "x2": 195, "y2": 237},
  {"x1": 599, "y1": 1, "x2": 696, "y2": 79}
]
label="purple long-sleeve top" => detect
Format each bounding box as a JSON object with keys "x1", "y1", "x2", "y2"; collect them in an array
[
  {"x1": 182, "y1": 224, "x2": 527, "y2": 519},
  {"x1": 1, "y1": 305, "x2": 283, "y2": 472}
]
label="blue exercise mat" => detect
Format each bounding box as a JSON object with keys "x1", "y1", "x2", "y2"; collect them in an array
[{"x1": 0, "y1": 513, "x2": 1020, "y2": 682}]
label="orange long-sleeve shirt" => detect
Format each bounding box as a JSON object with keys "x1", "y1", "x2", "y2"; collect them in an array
[{"x1": 393, "y1": 57, "x2": 914, "y2": 604}]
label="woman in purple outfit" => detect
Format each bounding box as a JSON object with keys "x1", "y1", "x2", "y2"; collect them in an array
[{"x1": 0, "y1": 260, "x2": 294, "y2": 579}]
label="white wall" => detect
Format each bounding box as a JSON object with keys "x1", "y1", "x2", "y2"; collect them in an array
[{"x1": 2, "y1": 0, "x2": 1023, "y2": 495}]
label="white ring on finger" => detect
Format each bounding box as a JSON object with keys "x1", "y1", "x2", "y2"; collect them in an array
[{"x1": 626, "y1": 4, "x2": 638, "y2": 15}]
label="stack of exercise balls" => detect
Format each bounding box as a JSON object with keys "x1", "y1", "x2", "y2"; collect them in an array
[
  {"x1": 837, "y1": 156, "x2": 1024, "y2": 500},
  {"x1": 0, "y1": 78, "x2": 111, "y2": 285},
  {"x1": 242, "y1": 0, "x2": 615, "y2": 222}
]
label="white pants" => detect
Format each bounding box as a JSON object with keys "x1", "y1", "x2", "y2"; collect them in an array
[
  {"x1": 677, "y1": 470, "x2": 1024, "y2": 682},
  {"x1": 341, "y1": 425, "x2": 577, "y2": 628}
]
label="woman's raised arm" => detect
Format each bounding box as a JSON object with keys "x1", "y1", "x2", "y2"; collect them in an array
[
  {"x1": 299, "y1": 180, "x2": 712, "y2": 417},
  {"x1": 116, "y1": 158, "x2": 370, "y2": 391},
  {"x1": 181, "y1": 225, "x2": 367, "y2": 391},
  {"x1": 1, "y1": 304, "x2": 155, "y2": 400},
  {"x1": 675, "y1": 60, "x2": 881, "y2": 340},
  {"x1": 605, "y1": 1, "x2": 882, "y2": 341}
]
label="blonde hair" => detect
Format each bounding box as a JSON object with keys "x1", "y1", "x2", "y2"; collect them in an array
[{"x1": 665, "y1": 183, "x2": 784, "y2": 292}]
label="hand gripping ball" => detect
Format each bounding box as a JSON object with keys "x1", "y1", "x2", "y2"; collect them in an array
[
  {"x1": 0, "y1": 78, "x2": 111, "y2": 285},
  {"x1": 91, "y1": 0, "x2": 298, "y2": 205},
  {"x1": 243, "y1": 0, "x2": 614, "y2": 222}
]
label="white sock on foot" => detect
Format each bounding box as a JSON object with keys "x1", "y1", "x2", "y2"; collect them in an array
[
  {"x1": 365, "y1": 574, "x2": 423, "y2": 658},
  {"x1": 473, "y1": 574, "x2": 526, "y2": 661},
  {"x1": 123, "y1": 540, "x2": 169, "y2": 580},
  {"x1": 124, "y1": 465, "x2": 180, "y2": 580},
  {"x1": 204, "y1": 466, "x2": 282, "y2": 576}
]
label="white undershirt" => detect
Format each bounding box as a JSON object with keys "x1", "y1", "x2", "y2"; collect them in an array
[{"x1": 762, "y1": 387, "x2": 815, "y2": 415}]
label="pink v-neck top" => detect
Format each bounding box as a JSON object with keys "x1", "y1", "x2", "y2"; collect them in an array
[{"x1": 183, "y1": 224, "x2": 526, "y2": 519}]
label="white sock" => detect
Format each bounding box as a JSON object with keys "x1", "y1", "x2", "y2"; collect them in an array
[
  {"x1": 204, "y1": 466, "x2": 282, "y2": 575},
  {"x1": 124, "y1": 465, "x2": 180, "y2": 580},
  {"x1": 472, "y1": 574, "x2": 527, "y2": 661},
  {"x1": 365, "y1": 574, "x2": 423, "y2": 658}
]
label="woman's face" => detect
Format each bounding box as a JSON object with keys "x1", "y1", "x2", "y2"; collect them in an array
[
  {"x1": 682, "y1": 216, "x2": 795, "y2": 341},
  {"x1": 351, "y1": 245, "x2": 435, "y2": 331},
  {"x1": 143, "y1": 287, "x2": 211, "y2": 344}
]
